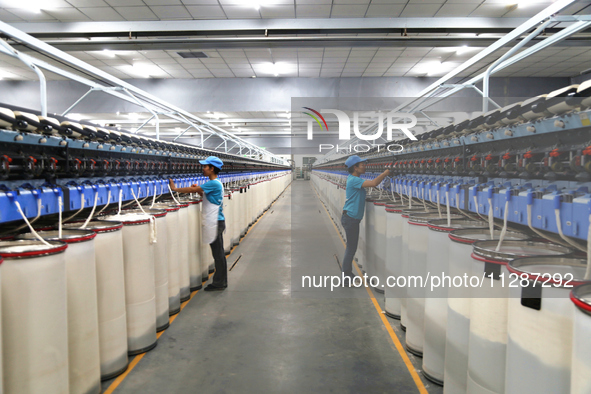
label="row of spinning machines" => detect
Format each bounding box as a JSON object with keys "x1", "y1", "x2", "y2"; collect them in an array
[
  {"x1": 0, "y1": 103, "x2": 292, "y2": 394},
  {"x1": 312, "y1": 81, "x2": 591, "y2": 394}
]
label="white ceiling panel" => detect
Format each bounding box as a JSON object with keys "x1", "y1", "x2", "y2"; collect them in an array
[
  {"x1": 334, "y1": 0, "x2": 370, "y2": 4},
  {"x1": 144, "y1": 0, "x2": 182, "y2": 5},
  {"x1": 365, "y1": 4, "x2": 404, "y2": 17},
  {"x1": 469, "y1": 4, "x2": 509, "y2": 17},
  {"x1": 330, "y1": 4, "x2": 368, "y2": 17},
  {"x1": 200, "y1": 58, "x2": 227, "y2": 64},
  {"x1": 101, "y1": 59, "x2": 131, "y2": 66},
  {"x1": 185, "y1": 5, "x2": 226, "y2": 18},
  {"x1": 435, "y1": 3, "x2": 479, "y2": 16},
  {"x1": 159, "y1": 64, "x2": 186, "y2": 70},
  {"x1": 299, "y1": 71, "x2": 320, "y2": 77},
  {"x1": 560, "y1": 1, "x2": 591, "y2": 15},
  {"x1": 114, "y1": 6, "x2": 158, "y2": 19},
  {"x1": 167, "y1": 70, "x2": 194, "y2": 78},
  {"x1": 295, "y1": 4, "x2": 331, "y2": 17},
  {"x1": 65, "y1": 0, "x2": 110, "y2": 6},
  {"x1": 210, "y1": 70, "x2": 235, "y2": 77},
  {"x1": 224, "y1": 58, "x2": 251, "y2": 64},
  {"x1": 181, "y1": 0, "x2": 221, "y2": 4},
  {"x1": 149, "y1": 5, "x2": 192, "y2": 19},
  {"x1": 400, "y1": 3, "x2": 442, "y2": 17},
  {"x1": 5, "y1": 8, "x2": 57, "y2": 20},
  {"x1": 295, "y1": 0, "x2": 331, "y2": 4},
  {"x1": 260, "y1": 4, "x2": 295, "y2": 18},
  {"x1": 105, "y1": 0, "x2": 145, "y2": 6},
  {"x1": 232, "y1": 71, "x2": 256, "y2": 77},
  {"x1": 222, "y1": 5, "x2": 261, "y2": 18},
  {"x1": 0, "y1": 9, "x2": 23, "y2": 21},
  {"x1": 80, "y1": 7, "x2": 125, "y2": 20},
  {"x1": 503, "y1": 2, "x2": 554, "y2": 18}
]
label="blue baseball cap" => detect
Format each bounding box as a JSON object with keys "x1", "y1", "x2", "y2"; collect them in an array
[
  {"x1": 199, "y1": 156, "x2": 223, "y2": 169},
  {"x1": 345, "y1": 155, "x2": 367, "y2": 168}
]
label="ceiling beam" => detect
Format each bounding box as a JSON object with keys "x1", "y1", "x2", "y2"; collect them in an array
[
  {"x1": 8, "y1": 18, "x2": 533, "y2": 38},
  {"x1": 11, "y1": 36, "x2": 591, "y2": 52}
]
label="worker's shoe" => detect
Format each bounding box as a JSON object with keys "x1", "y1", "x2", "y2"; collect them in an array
[{"x1": 204, "y1": 284, "x2": 227, "y2": 292}]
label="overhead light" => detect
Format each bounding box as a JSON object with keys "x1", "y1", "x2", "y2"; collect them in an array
[
  {"x1": 68, "y1": 113, "x2": 84, "y2": 121},
  {"x1": 0, "y1": 70, "x2": 18, "y2": 80},
  {"x1": 257, "y1": 62, "x2": 295, "y2": 77},
  {"x1": 122, "y1": 63, "x2": 165, "y2": 78},
  {"x1": 234, "y1": 0, "x2": 273, "y2": 10},
  {"x1": 4, "y1": 0, "x2": 53, "y2": 13},
  {"x1": 505, "y1": 0, "x2": 535, "y2": 6},
  {"x1": 102, "y1": 49, "x2": 115, "y2": 58},
  {"x1": 127, "y1": 113, "x2": 141, "y2": 120}
]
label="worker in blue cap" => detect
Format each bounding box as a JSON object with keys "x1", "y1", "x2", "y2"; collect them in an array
[
  {"x1": 169, "y1": 156, "x2": 228, "y2": 291},
  {"x1": 341, "y1": 155, "x2": 392, "y2": 283}
]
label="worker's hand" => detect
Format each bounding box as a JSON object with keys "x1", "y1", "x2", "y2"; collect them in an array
[
  {"x1": 168, "y1": 178, "x2": 176, "y2": 191},
  {"x1": 384, "y1": 164, "x2": 393, "y2": 176}
]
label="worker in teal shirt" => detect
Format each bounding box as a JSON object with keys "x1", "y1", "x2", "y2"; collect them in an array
[
  {"x1": 169, "y1": 156, "x2": 228, "y2": 291},
  {"x1": 341, "y1": 155, "x2": 392, "y2": 281}
]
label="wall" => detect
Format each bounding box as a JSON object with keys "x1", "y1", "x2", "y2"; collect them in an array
[
  {"x1": 0, "y1": 76, "x2": 571, "y2": 156},
  {"x1": 0, "y1": 76, "x2": 569, "y2": 114}
]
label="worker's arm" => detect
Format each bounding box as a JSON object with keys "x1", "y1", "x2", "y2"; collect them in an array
[
  {"x1": 169, "y1": 179, "x2": 204, "y2": 196},
  {"x1": 362, "y1": 168, "x2": 392, "y2": 188}
]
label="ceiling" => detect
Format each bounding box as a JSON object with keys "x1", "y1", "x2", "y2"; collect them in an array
[
  {"x1": 0, "y1": 0, "x2": 587, "y2": 23},
  {"x1": 0, "y1": 0, "x2": 589, "y2": 151}
]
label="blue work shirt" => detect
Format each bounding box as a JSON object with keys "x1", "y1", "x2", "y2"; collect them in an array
[
  {"x1": 201, "y1": 178, "x2": 225, "y2": 221},
  {"x1": 343, "y1": 175, "x2": 366, "y2": 220}
]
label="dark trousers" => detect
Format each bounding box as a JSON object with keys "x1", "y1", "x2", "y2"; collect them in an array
[
  {"x1": 341, "y1": 212, "x2": 361, "y2": 275},
  {"x1": 210, "y1": 220, "x2": 228, "y2": 287}
]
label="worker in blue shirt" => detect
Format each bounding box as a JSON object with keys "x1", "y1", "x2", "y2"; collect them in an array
[
  {"x1": 169, "y1": 156, "x2": 228, "y2": 291},
  {"x1": 341, "y1": 155, "x2": 392, "y2": 281}
]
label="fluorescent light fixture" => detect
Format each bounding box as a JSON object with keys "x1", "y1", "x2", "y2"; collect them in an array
[
  {"x1": 257, "y1": 62, "x2": 296, "y2": 77},
  {"x1": 0, "y1": 70, "x2": 18, "y2": 80},
  {"x1": 122, "y1": 63, "x2": 166, "y2": 78},
  {"x1": 102, "y1": 49, "x2": 115, "y2": 58},
  {"x1": 67, "y1": 113, "x2": 84, "y2": 121},
  {"x1": 233, "y1": 0, "x2": 274, "y2": 10},
  {"x1": 505, "y1": 0, "x2": 535, "y2": 6},
  {"x1": 456, "y1": 45, "x2": 470, "y2": 55},
  {"x1": 127, "y1": 113, "x2": 141, "y2": 120}
]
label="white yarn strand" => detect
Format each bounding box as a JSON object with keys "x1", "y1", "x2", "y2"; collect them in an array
[
  {"x1": 14, "y1": 201, "x2": 51, "y2": 246},
  {"x1": 81, "y1": 190, "x2": 99, "y2": 229}
]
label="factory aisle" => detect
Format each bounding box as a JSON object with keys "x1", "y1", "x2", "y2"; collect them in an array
[{"x1": 104, "y1": 180, "x2": 440, "y2": 394}]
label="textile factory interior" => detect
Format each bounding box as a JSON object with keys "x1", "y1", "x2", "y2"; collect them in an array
[{"x1": 0, "y1": 0, "x2": 590, "y2": 393}]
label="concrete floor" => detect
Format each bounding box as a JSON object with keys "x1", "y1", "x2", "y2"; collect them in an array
[{"x1": 102, "y1": 180, "x2": 443, "y2": 394}]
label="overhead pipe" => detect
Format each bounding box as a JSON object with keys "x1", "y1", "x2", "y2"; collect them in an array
[{"x1": 483, "y1": 19, "x2": 552, "y2": 112}]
